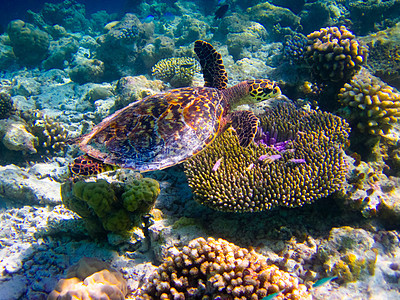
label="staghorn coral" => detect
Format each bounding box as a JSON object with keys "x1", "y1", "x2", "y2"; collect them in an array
[
  {"x1": 0, "y1": 92, "x2": 14, "y2": 119},
  {"x1": 48, "y1": 257, "x2": 127, "y2": 300},
  {"x1": 152, "y1": 57, "x2": 201, "y2": 88},
  {"x1": 139, "y1": 237, "x2": 310, "y2": 299},
  {"x1": 61, "y1": 170, "x2": 160, "y2": 235},
  {"x1": 184, "y1": 103, "x2": 349, "y2": 213},
  {"x1": 337, "y1": 68, "x2": 400, "y2": 135},
  {"x1": 304, "y1": 26, "x2": 368, "y2": 82},
  {"x1": 7, "y1": 19, "x2": 50, "y2": 65}
]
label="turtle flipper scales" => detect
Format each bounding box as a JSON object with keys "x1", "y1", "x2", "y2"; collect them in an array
[
  {"x1": 195, "y1": 40, "x2": 228, "y2": 90},
  {"x1": 225, "y1": 110, "x2": 259, "y2": 147}
]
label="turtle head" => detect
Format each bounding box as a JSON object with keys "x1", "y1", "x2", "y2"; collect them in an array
[{"x1": 247, "y1": 79, "x2": 281, "y2": 102}]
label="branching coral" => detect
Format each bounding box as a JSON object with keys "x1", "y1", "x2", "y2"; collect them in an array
[
  {"x1": 337, "y1": 68, "x2": 400, "y2": 135},
  {"x1": 48, "y1": 257, "x2": 127, "y2": 300},
  {"x1": 152, "y1": 57, "x2": 201, "y2": 87},
  {"x1": 139, "y1": 237, "x2": 310, "y2": 299},
  {"x1": 304, "y1": 26, "x2": 368, "y2": 82},
  {"x1": 184, "y1": 103, "x2": 349, "y2": 212},
  {"x1": 61, "y1": 171, "x2": 160, "y2": 234}
]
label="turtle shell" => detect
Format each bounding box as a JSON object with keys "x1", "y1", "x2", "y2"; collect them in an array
[{"x1": 79, "y1": 87, "x2": 226, "y2": 171}]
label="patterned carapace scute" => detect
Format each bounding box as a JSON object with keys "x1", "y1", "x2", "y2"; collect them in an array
[{"x1": 184, "y1": 103, "x2": 350, "y2": 212}]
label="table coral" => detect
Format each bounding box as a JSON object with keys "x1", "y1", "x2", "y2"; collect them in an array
[
  {"x1": 337, "y1": 67, "x2": 400, "y2": 135},
  {"x1": 61, "y1": 171, "x2": 160, "y2": 235},
  {"x1": 152, "y1": 57, "x2": 201, "y2": 87},
  {"x1": 7, "y1": 19, "x2": 50, "y2": 65},
  {"x1": 184, "y1": 103, "x2": 349, "y2": 212},
  {"x1": 139, "y1": 237, "x2": 310, "y2": 299},
  {"x1": 304, "y1": 25, "x2": 368, "y2": 82},
  {"x1": 48, "y1": 257, "x2": 127, "y2": 300}
]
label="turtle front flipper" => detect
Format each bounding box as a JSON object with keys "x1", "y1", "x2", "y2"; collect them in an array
[
  {"x1": 225, "y1": 110, "x2": 259, "y2": 147},
  {"x1": 70, "y1": 154, "x2": 116, "y2": 176},
  {"x1": 194, "y1": 40, "x2": 228, "y2": 90}
]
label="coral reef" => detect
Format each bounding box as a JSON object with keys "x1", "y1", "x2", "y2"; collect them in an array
[
  {"x1": 69, "y1": 58, "x2": 105, "y2": 84},
  {"x1": 318, "y1": 227, "x2": 377, "y2": 283},
  {"x1": 152, "y1": 57, "x2": 201, "y2": 87},
  {"x1": 172, "y1": 16, "x2": 209, "y2": 46},
  {"x1": 0, "y1": 92, "x2": 14, "y2": 120},
  {"x1": 42, "y1": 36, "x2": 79, "y2": 70},
  {"x1": 48, "y1": 257, "x2": 127, "y2": 300},
  {"x1": 61, "y1": 170, "x2": 160, "y2": 235},
  {"x1": 40, "y1": 0, "x2": 91, "y2": 33},
  {"x1": 283, "y1": 32, "x2": 307, "y2": 64},
  {"x1": 136, "y1": 36, "x2": 176, "y2": 72},
  {"x1": 7, "y1": 19, "x2": 50, "y2": 65},
  {"x1": 184, "y1": 103, "x2": 350, "y2": 212},
  {"x1": 139, "y1": 237, "x2": 310, "y2": 299},
  {"x1": 337, "y1": 68, "x2": 400, "y2": 135},
  {"x1": 304, "y1": 26, "x2": 368, "y2": 82},
  {"x1": 359, "y1": 22, "x2": 400, "y2": 89}
]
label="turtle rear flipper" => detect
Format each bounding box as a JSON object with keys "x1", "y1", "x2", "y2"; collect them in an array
[
  {"x1": 226, "y1": 110, "x2": 259, "y2": 147},
  {"x1": 194, "y1": 40, "x2": 228, "y2": 90}
]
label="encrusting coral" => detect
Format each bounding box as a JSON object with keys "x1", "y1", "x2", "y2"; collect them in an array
[
  {"x1": 139, "y1": 237, "x2": 310, "y2": 299},
  {"x1": 337, "y1": 67, "x2": 400, "y2": 135},
  {"x1": 152, "y1": 57, "x2": 201, "y2": 87},
  {"x1": 184, "y1": 103, "x2": 350, "y2": 212},
  {"x1": 61, "y1": 170, "x2": 160, "y2": 235},
  {"x1": 48, "y1": 257, "x2": 127, "y2": 300},
  {"x1": 304, "y1": 25, "x2": 368, "y2": 82}
]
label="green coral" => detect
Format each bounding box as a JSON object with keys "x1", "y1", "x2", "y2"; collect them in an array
[
  {"x1": 184, "y1": 103, "x2": 349, "y2": 212},
  {"x1": 338, "y1": 68, "x2": 400, "y2": 135},
  {"x1": 72, "y1": 179, "x2": 116, "y2": 218},
  {"x1": 122, "y1": 178, "x2": 160, "y2": 213},
  {"x1": 151, "y1": 57, "x2": 201, "y2": 87},
  {"x1": 304, "y1": 26, "x2": 368, "y2": 82},
  {"x1": 61, "y1": 172, "x2": 160, "y2": 235}
]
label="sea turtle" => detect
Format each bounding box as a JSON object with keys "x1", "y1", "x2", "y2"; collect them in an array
[{"x1": 71, "y1": 40, "x2": 281, "y2": 175}]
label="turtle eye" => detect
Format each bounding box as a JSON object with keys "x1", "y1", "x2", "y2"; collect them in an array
[{"x1": 263, "y1": 87, "x2": 273, "y2": 94}]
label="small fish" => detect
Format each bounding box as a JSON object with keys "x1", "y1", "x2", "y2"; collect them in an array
[
  {"x1": 212, "y1": 157, "x2": 223, "y2": 172},
  {"x1": 214, "y1": 4, "x2": 229, "y2": 19},
  {"x1": 143, "y1": 15, "x2": 155, "y2": 23},
  {"x1": 261, "y1": 289, "x2": 285, "y2": 300},
  {"x1": 259, "y1": 154, "x2": 281, "y2": 162},
  {"x1": 288, "y1": 158, "x2": 306, "y2": 164},
  {"x1": 312, "y1": 276, "x2": 338, "y2": 288}
]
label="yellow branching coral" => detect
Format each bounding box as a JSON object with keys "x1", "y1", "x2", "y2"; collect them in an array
[
  {"x1": 151, "y1": 57, "x2": 201, "y2": 87},
  {"x1": 305, "y1": 25, "x2": 368, "y2": 82},
  {"x1": 184, "y1": 103, "x2": 349, "y2": 212},
  {"x1": 139, "y1": 237, "x2": 311, "y2": 299},
  {"x1": 338, "y1": 67, "x2": 400, "y2": 135}
]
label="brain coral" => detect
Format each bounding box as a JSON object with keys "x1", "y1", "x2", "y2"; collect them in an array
[
  {"x1": 139, "y1": 237, "x2": 310, "y2": 299},
  {"x1": 7, "y1": 19, "x2": 50, "y2": 65},
  {"x1": 48, "y1": 257, "x2": 127, "y2": 300},
  {"x1": 304, "y1": 26, "x2": 368, "y2": 82},
  {"x1": 184, "y1": 103, "x2": 349, "y2": 212},
  {"x1": 337, "y1": 68, "x2": 400, "y2": 135},
  {"x1": 152, "y1": 57, "x2": 201, "y2": 88}
]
